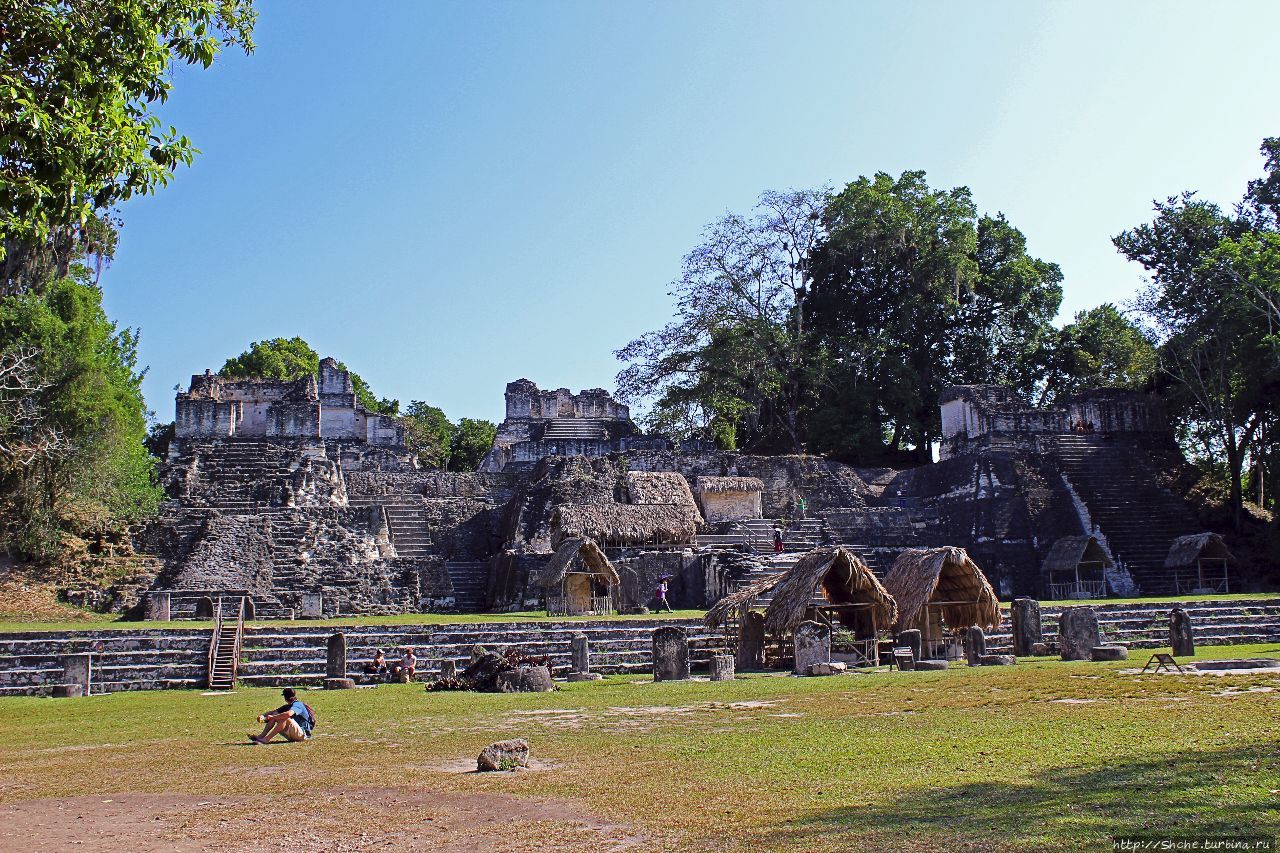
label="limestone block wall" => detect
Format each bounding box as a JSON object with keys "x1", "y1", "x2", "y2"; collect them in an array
[
  {"x1": 699, "y1": 491, "x2": 762, "y2": 523},
  {"x1": 175, "y1": 398, "x2": 239, "y2": 438}
]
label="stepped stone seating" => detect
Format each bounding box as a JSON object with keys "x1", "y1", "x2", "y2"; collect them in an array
[
  {"x1": 983, "y1": 598, "x2": 1280, "y2": 654},
  {"x1": 238, "y1": 618, "x2": 731, "y2": 686},
  {"x1": 0, "y1": 629, "x2": 212, "y2": 696}
]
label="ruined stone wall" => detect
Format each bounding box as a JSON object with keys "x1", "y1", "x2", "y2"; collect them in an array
[
  {"x1": 502, "y1": 379, "x2": 631, "y2": 422},
  {"x1": 699, "y1": 491, "x2": 762, "y2": 523}
]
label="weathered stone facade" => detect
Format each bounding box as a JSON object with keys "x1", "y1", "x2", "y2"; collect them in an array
[
  {"x1": 138, "y1": 369, "x2": 1220, "y2": 617},
  {"x1": 174, "y1": 358, "x2": 404, "y2": 446}
]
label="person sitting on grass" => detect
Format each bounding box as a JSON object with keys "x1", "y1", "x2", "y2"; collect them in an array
[
  {"x1": 364, "y1": 648, "x2": 388, "y2": 677},
  {"x1": 392, "y1": 647, "x2": 418, "y2": 682},
  {"x1": 250, "y1": 688, "x2": 313, "y2": 745}
]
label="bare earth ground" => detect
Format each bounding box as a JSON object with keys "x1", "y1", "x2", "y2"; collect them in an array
[
  {"x1": 0, "y1": 789, "x2": 640, "y2": 852},
  {"x1": 1, "y1": 644, "x2": 1278, "y2": 851}
]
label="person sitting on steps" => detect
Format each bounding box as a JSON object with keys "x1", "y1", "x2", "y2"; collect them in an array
[
  {"x1": 392, "y1": 647, "x2": 418, "y2": 682},
  {"x1": 250, "y1": 688, "x2": 313, "y2": 744},
  {"x1": 364, "y1": 648, "x2": 388, "y2": 678}
]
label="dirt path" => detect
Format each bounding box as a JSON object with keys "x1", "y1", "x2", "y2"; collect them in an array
[{"x1": 0, "y1": 787, "x2": 644, "y2": 852}]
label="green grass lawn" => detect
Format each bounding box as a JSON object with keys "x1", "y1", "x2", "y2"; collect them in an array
[{"x1": 1, "y1": 643, "x2": 1277, "y2": 850}]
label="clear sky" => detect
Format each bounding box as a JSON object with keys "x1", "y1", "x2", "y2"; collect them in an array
[{"x1": 103, "y1": 1, "x2": 1280, "y2": 424}]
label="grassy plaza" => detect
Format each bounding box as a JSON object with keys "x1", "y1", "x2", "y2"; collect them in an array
[{"x1": 1, "y1": 642, "x2": 1276, "y2": 851}]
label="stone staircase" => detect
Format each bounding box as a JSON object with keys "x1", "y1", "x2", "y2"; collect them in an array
[
  {"x1": 1048, "y1": 435, "x2": 1202, "y2": 596},
  {"x1": 735, "y1": 518, "x2": 828, "y2": 554},
  {"x1": 383, "y1": 500, "x2": 436, "y2": 558},
  {"x1": 983, "y1": 598, "x2": 1280, "y2": 653},
  {"x1": 446, "y1": 561, "x2": 489, "y2": 612},
  {"x1": 540, "y1": 419, "x2": 609, "y2": 441}
]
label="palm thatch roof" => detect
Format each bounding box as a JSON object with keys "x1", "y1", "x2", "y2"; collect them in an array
[
  {"x1": 538, "y1": 537, "x2": 620, "y2": 588},
  {"x1": 1164, "y1": 532, "x2": 1234, "y2": 569},
  {"x1": 704, "y1": 547, "x2": 897, "y2": 637},
  {"x1": 704, "y1": 572, "x2": 785, "y2": 629},
  {"x1": 550, "y1": 502, "x2": 700, "y2": 548},
  {"x1": 764, "y1": 547, "x2": 897, "y2": 636},
  {"x1": 1042, "y1": 535, "x2": 1113, "y2": 574},
  {"x1": 883, "y1": 547, "x2": 1000, "y2": 633},
  {"x1": 696, "y1": 476, "x2": 765, "y2": 494},
  {"x1": 625, "y1": 471, "x2": 700, "y2": 513}
]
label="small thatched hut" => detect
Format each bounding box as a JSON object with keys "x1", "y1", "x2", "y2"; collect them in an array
[
  {"x1": 883, "y1": 547, "x2": 999, "y2": 654},
  {"x1": 540, "y1": 537, "x2": 620, "y2": 615},
  {"x1": 1164, "y1": 532, "x2": 1234, "y2": 593},
  {"x1": 550, "y1": 503, "x2": 700, "y2": 549},
  {"x1": 1041, "y1": 535, "x2": 1112, "y2": 600},
  {"x1": 626, "y1": 471, "x2": 701, "y2": 515},
  {"x1": 695, "y1": 476, "x2": 765, "y2": 523},
  {"x1": 764, "y1": 547, "x2": 897, "y2": 638}
]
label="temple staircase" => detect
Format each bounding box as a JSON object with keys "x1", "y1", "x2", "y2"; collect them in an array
[
  {"x1": 1049, "y1": 435, "x2": 1201, "y2": 595},
  {"x1": 445, "y1": 561, "x2": 489, "y2": 612},
  {"x1": 540, "y1": 419, "x2": 609, "y2": 441}
]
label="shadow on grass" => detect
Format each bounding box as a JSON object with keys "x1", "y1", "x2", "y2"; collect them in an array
[{"x1": 756, "y1": 741, "x2": 1279, "y2": 849}]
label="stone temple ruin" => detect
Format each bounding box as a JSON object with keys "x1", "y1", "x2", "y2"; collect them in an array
[{"x1": 129, "y1": 364, "x2": 1229, "y2": 620}]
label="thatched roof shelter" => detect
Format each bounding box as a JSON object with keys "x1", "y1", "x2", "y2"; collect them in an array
[
  {"x1": 883, "y1": 547, "x2": 1000, "y2": 633},
  {"x1": 538, "y1": 537, "x2": 620, "y2": 588},
  {"x1": 696, "y1": 476, "x2": 765, "y2": 494},
  {"x1": 764, "y1": 547, "x2": 897, "y2": 636},
  {"x1": 1164, "y1": 533, "x2": 1234, "y2": 569},
  {"x1": 1042, "y1": 535, "x2": 1113, "y2": 574},
  {"x1": 550, "y1": 502, "x2": 700, "y2": 548},
  {"x1": 704, "y1": 572, "x2": 784, "y2": 629},
  {"x1": 705, "y1": 547, "x2": 897, "y2": 638},
  {"x1": 626, "y1": 471, "x2": 700, "y2": 514}
]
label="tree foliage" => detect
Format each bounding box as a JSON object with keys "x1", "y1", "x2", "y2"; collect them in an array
[
  {"x1": 449, "y1": 418, "x2": 497, "y2": 472},
  {"x1": 805, "y1": 173, "x2": 1061, "y2": 464},
  {"x1": 1116, "y1": 137, "x2": 1280, "y2": 526},
  {"x1": 219, "y1": 337, "x2": 398, "y2": 415},
  {"x1": 1039, "y1": 304, "x2": 1156, "y2": 403},
  {"x1": 0, "y1": 273, "x2": 161, "y2": 560},
  {"x1": 1, "y1": 0, "x2": 257, "y2": 291},
  {"x1": 401, "y1": 401, "x2": 454, "y2": 469},
  {"x1": 615, "y1": 189, "x2": 825, "y2": 451}
]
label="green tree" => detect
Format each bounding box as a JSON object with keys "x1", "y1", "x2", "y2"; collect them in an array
[
  {"x1": 0, "y1": 274, "x2": 162, "y2": 560},
  {"x1": 1115, "y1": 143, "x2": 1280, "y2": 527},
  {"x1": 1040, "y1": 304, "x2": 1156, "y2": 402},
  {"x1": 220, "y1": 336, "x2": 319, "y2": 382},
  {"x1": 615, "y1": 189, "x2": 826, "y2": 451},
  {"x1": 448, "y1": 418, "x2": 497, "y2": 472},
  {"x1": 1, "y1": 0, "x2": 257, "y2": 291},
  {"x1": 402, "y1": 401, "x2": 454, "y2": 469},
  {"x1": 806, "y1": 171, "x2": 1061, "y2": 464},
  {"x1": 219, "y1": 337, "x2": 396, "y2": 415}
]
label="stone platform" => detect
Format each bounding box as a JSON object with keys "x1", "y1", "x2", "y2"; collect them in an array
[{"x1": 0, "y1": 618, "x2": 730, "y2": 696}]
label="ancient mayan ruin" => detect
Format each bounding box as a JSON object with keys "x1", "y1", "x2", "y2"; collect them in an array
[{"x1": 129, "y1": 360, "x2": 1222, "y2": 620}]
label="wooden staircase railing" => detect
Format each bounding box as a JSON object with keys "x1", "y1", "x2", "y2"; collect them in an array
[{"x1": 206, "y1": 596, "x2": 246, "y2": 690}]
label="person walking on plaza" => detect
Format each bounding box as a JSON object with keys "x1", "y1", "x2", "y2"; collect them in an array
[{"x1": 655, "y1": 577, "x2": 674, "y2": 612}]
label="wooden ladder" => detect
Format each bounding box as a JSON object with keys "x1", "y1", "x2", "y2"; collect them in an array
[{"x1": 207, "y1": 596, "x2": 246, "y2": 690}]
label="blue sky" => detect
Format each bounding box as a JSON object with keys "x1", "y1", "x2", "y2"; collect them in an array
[{"x1": 104, "y1": 1, "x2": 1280, "y2": 424}]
